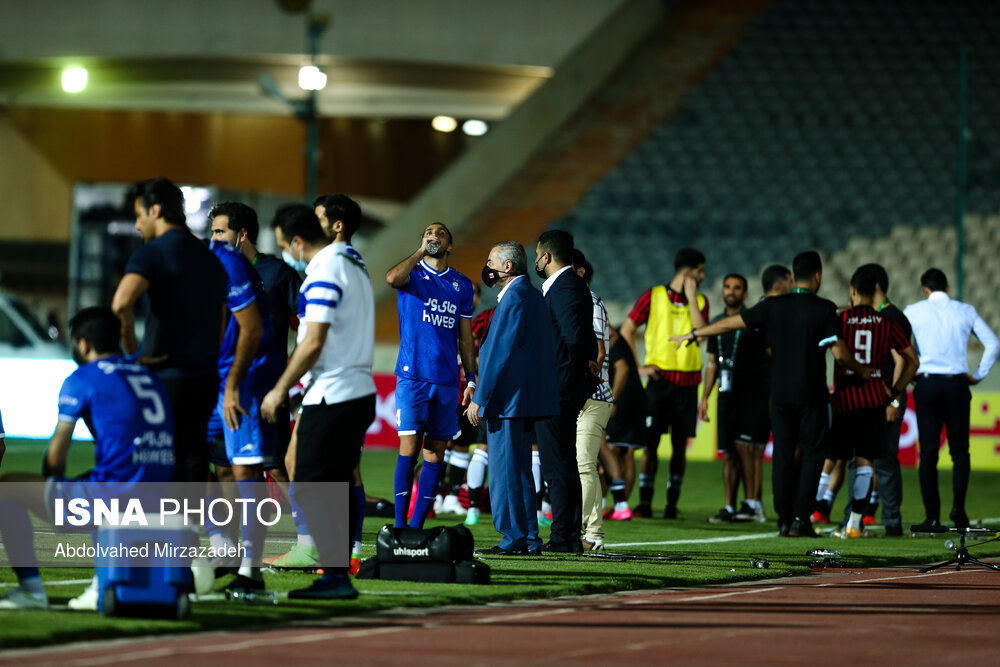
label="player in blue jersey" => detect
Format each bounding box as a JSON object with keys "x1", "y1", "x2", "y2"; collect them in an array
[
  {"x1": 385, "y1": 222, "x2": 476, "y2": 528},
  {"x1": 206, "y1": 237, "x2": 284, "y2": 595},
  {"x1": 0, "y1": 307, "x2": 175, "y2": 609}
]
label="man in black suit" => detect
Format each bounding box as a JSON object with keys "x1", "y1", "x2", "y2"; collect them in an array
[{"x1": 533, "y1": 230, "x2": 598, "y2": 552}]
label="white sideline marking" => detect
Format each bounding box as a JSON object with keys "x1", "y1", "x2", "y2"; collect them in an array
[
  {"x1": 674, "y1": 586, "x2": 783, "y2": 602},
  {"x1": 607, "y1": 532, "x2": 775, "y2": 548},
  {"x1": 0, "y1": 578, "x2": 92, "y2": 588}
]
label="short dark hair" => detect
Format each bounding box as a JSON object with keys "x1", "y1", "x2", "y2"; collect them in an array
[
  {"x1": 272, "y1": 204, "x2": 327, "y2": 245},
  {"x1": 859, "y1": 263, "x2": 889, "y2": 293},
  {"x1": 313, "y1": 193, "x2": 362, "y2": 239},
  {"x1": 792, "y1": 251, "x2": 823, "y2": 281},
  {"x1": 761, "y1": 264, "x2": 791, "y2": 293},
  {"x1": 674, "y1": 247, "x2": 705, "y2": 272},
  {"x1": 537, "y1": 229, "x2": 575, "y2": 265},
  {"x1": 127, "y1": 178, "x2": 186, "y2": 226},
  {"x1": 921, "y1": 268, "x2": 948, "y2": 292},
  {"x1": 69, "y1": 307, "x2": 121, "y2": 355},
  {"x1": 422, "y1": 221, "x2": 453, "y2": 245},
  {"x1": 723, "y1": 273, "x2": 748, "y2": 290},
  {"x1": 571, "y1": 249, "x2": 594, "y2": 284},
  {"x1": 209, "y1": 202, "x2": 260, "y2": 244},
  {"x1": 850, "y1": 265, "x2": 877, "y2": 298}
]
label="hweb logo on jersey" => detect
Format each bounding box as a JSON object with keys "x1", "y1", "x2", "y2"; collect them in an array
[{"x1": 422, "y1": 298, "x2": 457, "y2": 328}]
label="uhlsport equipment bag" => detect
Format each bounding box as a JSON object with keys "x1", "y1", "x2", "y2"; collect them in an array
[{"x1": 356, "y1": 524, "x2": 489, "y2": 584}]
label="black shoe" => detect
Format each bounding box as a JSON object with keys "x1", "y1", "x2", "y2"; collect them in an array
[
  {"x1": 663, "y1": 504, "x2": 678, "y2": 519},
  {"x1": 950, "y1": 508, "x2": 970, "y2": 529},
  {"x1": 814, "y1": 499, "x2": 832, "y2": 518},
  {"x1": 863, "y1": 501, "x2": 879, "y2": 522},
  {"x1": 733, "y1": 501, "x2": 755, "y2": 521},
  {"x1": 910, "y1": 519, "x2": 942, "y2": 533},
  {"x1": 709, "y1": 508, "x2": 734, "y2": 524},
  {"x1": 788, "y1": 519, "x2": 819, "y2": 538},
  {"x1": 778, "y1": 521, "x2": 792, "y2": 537},
  {"x1": 474, "y1": 544, "x2": 526, "y2": 556},
  {"x1": 222, "y1": 574, "x2": 265, "y2": 594},
  {"x1": 884, "y1": 525, "x2": 904, "y2": 537},
  {"x1": 527, "y1": 546, "x2": 543, "y2": 556},
  {"x1": 541, "y1": 541, "x2": 581, "y2": 554},
  {"x1": 288, "y1": 574, "x2": 358, "y2": 601}
]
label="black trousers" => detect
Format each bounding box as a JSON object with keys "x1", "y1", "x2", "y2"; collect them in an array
[
  {"x1": 769, "y1": 402, "x2": 830, "y2": 526},
  {"x1": 159, "y1": 372, "x2": 219, "y2": 483},
  {"x1": 913, "y1": 375, "x2": 971, "y2": 521},
  {"x1": 535, "y1": 397, "x2": 586, "y2": 550},
  {"x1": 294, "y1": 394, "x2": 376, "y2": 571}
]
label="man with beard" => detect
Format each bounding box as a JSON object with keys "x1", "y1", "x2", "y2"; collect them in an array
[{"x1": 385, "y1": 222, "x2": 476, "y2": 529}]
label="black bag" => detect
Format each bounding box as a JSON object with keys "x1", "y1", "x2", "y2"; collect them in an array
[{"x1": 357, "y1": 524, "x2": 489, "y2": 584}]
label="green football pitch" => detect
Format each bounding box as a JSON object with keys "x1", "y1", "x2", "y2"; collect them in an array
[{"x1": 1, "y1": 438, "x2": 998, "y2": 650}]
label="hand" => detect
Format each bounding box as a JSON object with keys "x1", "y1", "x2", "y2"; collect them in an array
[
  {"x1": 668, "y1": 333, "x2": 695, "y2": 349},
  {"x1": 639, "y1": 365, "x2": 660, "y2": 379},
  {"x1": 698, "y1": 399, "x2": 709, "y2": 423},
  {"x1": 465, "y1": 400, "x2": 482, "y2": 427},
  {"x1": 682, "y1": 274, "x2": 698, "y2": 299},
  {"x1": 135, "y1": 354, "x2": 169, "y2": 366},
  {"x1": 261, "y1": 388, "x2": 285, "y2": 423},
  {"x1": 223, "y1": 385, "x2": 248, "y2": 431},
  {"x1": 965, "y1": 373, "x2": 981, "y2": 386},
  {"x1": 588, "y1": 360, "x2": 601, "y2": 379},
  {"x1": 462, "y1": 384, "x2": 476, "y2": 406},
  {"x1": 886, "y1": 405, "x2": 903, "y2": 423}
]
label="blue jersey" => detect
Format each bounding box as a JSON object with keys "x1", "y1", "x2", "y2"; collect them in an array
[
  {"x1": 212, "y1": 243, "x2": 282, "y2": 392},
  {"x1": 57, "y1": 356, "x2": 174, "y2": 483},
  {"x1": 394, "y1": 261, "x2": 474, "y2": 387}
]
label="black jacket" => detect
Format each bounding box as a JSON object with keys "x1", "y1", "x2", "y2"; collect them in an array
[{"x1": 543, "y1": 268, "x2": 598, "y2": 403}]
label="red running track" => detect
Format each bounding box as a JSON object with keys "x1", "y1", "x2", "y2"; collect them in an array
[{"x1": 6, "y1": 564, "x2": 1000, "y2": 666}]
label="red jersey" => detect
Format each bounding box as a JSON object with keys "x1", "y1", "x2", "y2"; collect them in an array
[{"x1": 833, "y1": 305, "x2": 910, "y2": 412}]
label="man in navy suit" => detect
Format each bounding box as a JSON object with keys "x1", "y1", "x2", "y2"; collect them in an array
[
  {"x1": 465, "y1": 241, "x2": 558, "y2": 555},
  {"x1": 533, "y1": 230, "x2": 599, "y2": 552}
]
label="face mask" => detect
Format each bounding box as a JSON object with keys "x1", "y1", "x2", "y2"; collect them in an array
[
  {"x1": 282, "y1": 245, "x2": 308, "y2": 272},
  {"x1": 482, "y1": 263, "x2": 504, "y2": 288},
  {"x1": 534, "y1": 255, "x2": 548, "y2": 280}
]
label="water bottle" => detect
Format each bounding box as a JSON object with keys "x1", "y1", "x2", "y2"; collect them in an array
[
  {"x1": 750, "y1": 557, "x2": 769, "y2": 569},
  {"x1": 806, "y1": 549, "x2": 841, "y2": 558},
  {"x1": 226, "y1": 589, "x2": 278, "y2": 605},
  {"x1": 426, "y1": 240, "x2": 441, "y2": 255}
]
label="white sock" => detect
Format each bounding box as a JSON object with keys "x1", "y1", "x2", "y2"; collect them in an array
[
  {"x1": 209, "y1": 532, "x2": 233, "y2": 551},
  {"x1": 298, "y1": 533, "x2": 316, "y2": 548},
  {"x1": 614, "y1": 501, "x2": 629, "y2": 511},
  {"x1": 853, "y1": 465, "x2": 874, "y2": 509},
  {"x1": 532, "y1": 450, "x2": 542, "y2": 495},
  {"x1": 848, "y1": 512, "x2": 863, "y2": 531},
  {"x1": 449, "y1": 451, "x2": 470, "y2": 470},
  {"x1": 725, "y1": 505, "x2": 734, "y2": 513},
  {"x1": 468, "y1": 448, "x2": 488, "y2": 489},
  {"x1": 817, "y1": 472, "x2": 830, "y2": 502},
  {"x1": 444, "y1": 449, "x2": 452, "y2": 465},
  {"x1": 822, "y1": 488, "x2": 835, "y2": 503},
  {"x1": 352, "y1": 540, "x2": 362, "y2": 557},
  {"x1": 541, "y1": 500, "x2": 552, "y2": 515}
]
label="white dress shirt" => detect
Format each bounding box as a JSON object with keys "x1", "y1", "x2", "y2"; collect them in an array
[
  {"x1": 903, "y1": 291, "x2": 999, "y2": 381},
  {"x1": 497, "y1": 274, "x2": 525, "y2": 303},
  {"x1": 541, "y1": 265, "x2": 572, "y2": 296}
]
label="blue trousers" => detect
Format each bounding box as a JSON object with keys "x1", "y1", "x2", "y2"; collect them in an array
[{"x1": 487, "y1": 418, "x2": 540, "y2": 551}]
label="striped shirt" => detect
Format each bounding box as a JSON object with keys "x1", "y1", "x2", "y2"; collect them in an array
[
  {"x1": 832, "y1": 305, "x2": 910, "y2": 412},
  {"x1": 590, "y1": 290, "x2": 613, "y2": 403},
  {"x1": 628, "y1": 286, "x2": 709, "y2": 387}
]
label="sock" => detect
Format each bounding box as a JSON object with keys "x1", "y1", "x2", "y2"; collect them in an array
[
  {"x1": 852, "y1": 466, "x2": 874, "y2": 514},
  {"x1": 610, "y1": 478, "x2": 627, "y2": 505},
  {"x1": 531, "y1": 450, "x2": 542, "y2": 495},
  {"x1": 409, "y1": 461, "x2": 444, "y2": 529},
  {"x1": 352, "y1": 540, "x2": 362, "y2": 558},
  {"x1": 353, "y1": 484, "x2": 366, "y2": 547},
  {"x1": 444, "y1": 449, "x2": 452, "y2": 465},
  {"x1": 209, "y1": 531, "x2": 234, "y2": 552},
  {"x1": 822, "y1": 488, "x2": 835, "y2": 503},
  {"x1": 747, "y1": 499, "x2": 762, "y2": 510},
  {"x1": 848, "y1": 511, "x2": 863, "y2": 531},
  {"x1": 639, "y1": 473, "x2": 654, "y2": 506},
  {"x1": 236, "y1": 479, "x2": 266, "y2": 578},
  {"x1": 817, "y1": 472, "x2": 830, "y2": 502},
  {"x1": 289, "y1": 482, "x2": 311, "y2": 537},
  {"x1": 394, "y1": 454, "x2": 417, "y2": 528},
  {"x1": 468, "y1": 449, "x2": 487, "y2": 487},
  {"x1": 666, "y1": 474, "x2": 683, "y2": 507},
  {"x1": 867, "y1": 490, "x2": 879, "y2": 507},
  {"x1": 447, "y1": 451, "x2": 470, "y2": 489},
  {"x1": 14, "y1": 572, "x2": 43, "y2": 595},
  {"x1": 541, "y1": 499, "x2": 552, "y2": 516}
]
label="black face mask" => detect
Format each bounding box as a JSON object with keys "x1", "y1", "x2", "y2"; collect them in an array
[
  {"x1": 482, "y1": 263, "x2": 503, "y2": 287},
  {"x1": 534, "y1": 255, "x2": 548, "y2": 280}
]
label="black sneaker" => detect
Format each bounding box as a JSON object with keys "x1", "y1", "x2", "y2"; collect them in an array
[
  {"x1": 709, "y1": 508, "x2": 735, "y2": 524},
  {"x1": 474, "y1": 544, "x2": 526, "y2": 556},
  {"x1": 288, "y1": 574, "x2": 358, "y2": 601},
  {"x1": 788, "y1": 518, "x2": 819, "y2": 538},
  {"x1": 733, "y1": 502, "x2": 755, "y2": 521},
  {"x1": 222, "y1": 574, "x2": 265, "y2": 594},
  {"x1": 663, "y1": 504, "x2": 678, "y2": 519},
  {"x1": 884, "y1": 525, "x2": 904, "y2": 537},
  {"x1": 541, "y1": 541, "x2": 583, "y2": 554},
  {"x1": 950, "y1": 508, "x2": 971, "y2": 528},
  {"x1": 910, "y1": 519, "x2": 943, "y2": 533},
  {"x1": 863, "y1": 500, "x2": 879, "y2": 522}
]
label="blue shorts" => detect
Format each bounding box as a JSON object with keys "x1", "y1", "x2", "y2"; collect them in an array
[
  {"x1": 215, "y1": 390, "x2": 277, "y2": 466},
  {"x1": 395, "y1": 378, "x2": 461, "y2": 441}
]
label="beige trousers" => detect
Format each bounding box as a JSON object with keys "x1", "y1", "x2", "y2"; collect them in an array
[{"x1": 577, "y1": 398, "x2": 613, "y2": 541}]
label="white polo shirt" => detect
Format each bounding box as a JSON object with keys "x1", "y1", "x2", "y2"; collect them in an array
[
  {"x1": 904, "y1": 291, "x2": 999, "y2": 381},
  {"x1": 298, "y1": 242, "x2": 376, "y2": 405}
]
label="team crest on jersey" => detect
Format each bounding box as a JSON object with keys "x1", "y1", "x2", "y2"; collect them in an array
[{"x1": 453, "y1": 281, "x2": 460, "y2": 292}]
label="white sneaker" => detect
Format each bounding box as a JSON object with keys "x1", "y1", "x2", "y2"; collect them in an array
[
  {"x1": 433, "y1": 494, "x2": 445, "y2": 514},
  {"x1": 581, "y1": 537, "x2": 605, "y2": 552},
  {"x1": 441, "y1": 494, "x2": 468, "y2": 516},
  {"x1": 754, "y1": 505, "x2": 768, "y2": 523},
  {"x1": 0, "y1": 587, "x2": 48, "y2": 610},
  {"x1": 190, "y1": 557, "x2": 215, "y2": 596},
  {"x1": 68, "y1": 577, "x2": 99, "y2": 610}
]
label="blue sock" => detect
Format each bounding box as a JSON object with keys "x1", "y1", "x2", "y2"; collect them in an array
[
  {"x1": 394, "y1": 455, "x2": 416, "y2": 528},
  {"x1": 353, "y1": 484, "x2": 366, "y2": 547},
  {"x1": 289, "y1": 482, "x2": 310, "y2": 536},
  {"x1": 236, "y1": 479, "x2": 266, "y2": 576},
  {"x1": 409, "y1": 461, "x2": 444, "y2": 529}
]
